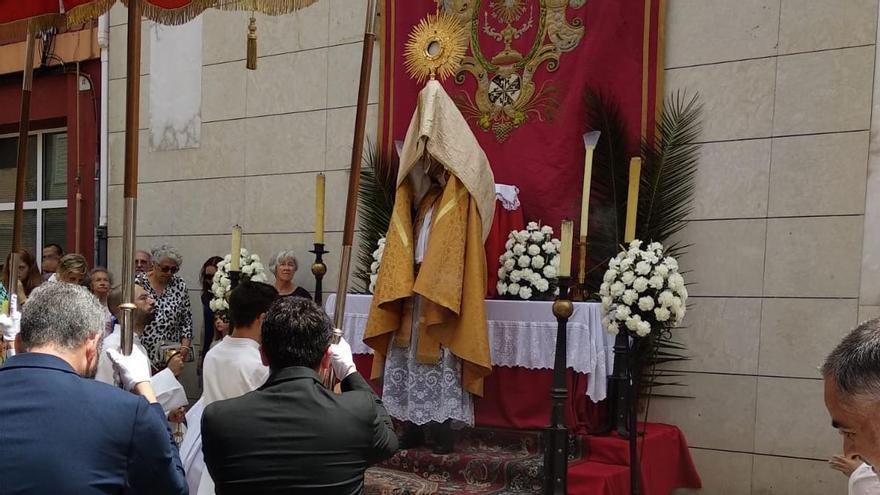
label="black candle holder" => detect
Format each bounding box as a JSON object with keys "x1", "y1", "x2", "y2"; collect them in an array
[
  {"x1": 310, "y1": 243, "x2": 328, "y2": 306},
  {"x1": 544, "y1": 275, "x2": 573, "y2": 495}
]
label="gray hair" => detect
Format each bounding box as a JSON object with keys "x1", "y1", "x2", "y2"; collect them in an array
[
  {"x1": 151, "y1": 244, "x2": 183, "y2": 267},
  {"x1": 269, "y1": 250, "x2": 299, "y2": 273},
  {"x1": 822, "y1": 318, "x2": 880, "y2": 398},
  {"x1": 20, "y1": 282, "x2": 106, "y2": 351}
]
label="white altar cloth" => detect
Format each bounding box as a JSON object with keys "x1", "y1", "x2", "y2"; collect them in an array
[{"x1": 325, "y1": 294, "x2": 616, "y2": 402}]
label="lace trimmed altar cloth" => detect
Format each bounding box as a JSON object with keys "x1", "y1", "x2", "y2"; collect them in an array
[{"x1": 326, "y1": 294, "x2": 615, "y2": 402}]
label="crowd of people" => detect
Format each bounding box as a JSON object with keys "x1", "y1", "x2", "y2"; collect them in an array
[{"x1": 0, "y1": 244, "x2": 397, "y2": 494}]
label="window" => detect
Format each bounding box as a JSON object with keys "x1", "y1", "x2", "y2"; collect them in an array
[{"x1": 0, "y1": 130, "x2": 68, "y2": 263}]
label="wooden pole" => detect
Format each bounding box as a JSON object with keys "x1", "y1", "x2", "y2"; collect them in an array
[
  {"x1": 332, "y1": 0, "x2": 377, "y2": 331},
  {"x1": 323, "y1": 0, "x2": 377, "y2": 388},
  {"x1": 12, "y1": 27, "x2": 35, "y2": 253},
  {"x1": 119, "y1": 0, "x2": 143, "y2": 356}
]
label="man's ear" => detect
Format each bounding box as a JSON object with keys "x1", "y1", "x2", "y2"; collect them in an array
[{"x1": 259, "y1": 345, "x2": 269, "y2": 366}]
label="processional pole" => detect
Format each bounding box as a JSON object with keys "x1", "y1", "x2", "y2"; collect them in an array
[
  {"x1": 6, "y1": 25, "x2": 36, "y2": 321},
  {"x1": 119, "y1": 0, "x2": 143, "y2": 356},
  {"x1": 330, "y1": 0, "x2": 378, "y2": 342}
]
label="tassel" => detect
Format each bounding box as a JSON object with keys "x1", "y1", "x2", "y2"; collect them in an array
[{"x1": 246, "y1": 15, "x2": 257, "y2": 70}]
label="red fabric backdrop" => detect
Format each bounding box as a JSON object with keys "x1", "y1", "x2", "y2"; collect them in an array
[{"x1": 380, "y1": 0, "x2": 664, "y2": 235}]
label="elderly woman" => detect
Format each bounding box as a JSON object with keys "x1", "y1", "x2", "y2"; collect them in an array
[
  {"x1": 86, "y1": 267, "x2": 113, "y2": 334},
  {"x1": 269, "y1": 250, "x2": 311, "y2": 299},
  {"x1": 136, "y1": 244, "x2": 194, "y2": 368}
]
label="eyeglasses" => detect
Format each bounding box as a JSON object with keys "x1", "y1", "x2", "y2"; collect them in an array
[{"x1": 158, "y1": 265, "x2": 179, "y2": 274}]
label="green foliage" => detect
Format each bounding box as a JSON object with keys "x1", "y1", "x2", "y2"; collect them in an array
[{"x1": 353, "y1": 142, "x2": 397, "y2": 293}]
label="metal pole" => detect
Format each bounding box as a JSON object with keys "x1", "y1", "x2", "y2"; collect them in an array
[
  {"x1": 544, "y1": 276, "x2": 573, "y2": 494},
  {"x1": 12, "y1": 28, "x2": 35, "y2": 252},
  {"x1": 120, "y1": 0, "x2": 143, "y2": 356}
]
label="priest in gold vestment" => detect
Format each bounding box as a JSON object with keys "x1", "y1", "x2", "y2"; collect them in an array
[{"x1": 364, "y1": 79, "x2": 495, "y2": 452}]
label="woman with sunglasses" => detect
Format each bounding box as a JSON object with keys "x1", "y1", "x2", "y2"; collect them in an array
[{"x1": 136, "y1": 244, "x2": 194, "y2": 369}]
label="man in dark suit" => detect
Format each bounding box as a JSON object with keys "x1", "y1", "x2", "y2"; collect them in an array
[
  {"x1": 0, "y1": 282, "x2": 188, "y2": 495},
  {"x1": 202, "y1": 296, "x2": 398, "y2": 494}
]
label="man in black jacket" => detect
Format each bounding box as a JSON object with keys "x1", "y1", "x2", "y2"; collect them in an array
[{"x1": 201, "y1": 296, "x2": 398, "y2": 494}]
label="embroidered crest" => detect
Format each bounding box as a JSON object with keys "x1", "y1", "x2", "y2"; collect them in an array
[{"x1": 441, "y1": 0, "x2": 586, "y2": 142}]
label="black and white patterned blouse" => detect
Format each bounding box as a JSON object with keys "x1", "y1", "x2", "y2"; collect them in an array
[{"x1": 136, "y1": 272, "x2": 193, "y2": 367}]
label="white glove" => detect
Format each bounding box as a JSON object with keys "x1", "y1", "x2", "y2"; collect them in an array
[
  {"x1": 329, "y1": 336, "x2": 357, "y2": 380},
  {"x1": 0, "y1": 310, "x2": 21, "y2": 343},
  {"x1": 106, "y1": 347, "x2": 152, "y2": 391}
]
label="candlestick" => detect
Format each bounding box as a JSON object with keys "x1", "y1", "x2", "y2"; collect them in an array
[
  {"x1": 559, "y1": 220, "x2": 573, "y2": 278},
  {"x1": 315, "y1": 173, "x2": 325, "y2": 244},
  {"x1": 624, "y1": 158, "x2": 641, "y2": 242},
  {"x1": 310, "y1": 243, "x2": 329, "y2": 306},
  {"x1": 230, "y1": 225, "x2": 242, "y2": 272},
  {"x1": 580, "y1": 131, "x2": 601, "y2": 237}
]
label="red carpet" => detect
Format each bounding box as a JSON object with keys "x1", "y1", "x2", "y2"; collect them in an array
[{"x1": 364, "y1": 424, "x2": 700, "y2": 495}]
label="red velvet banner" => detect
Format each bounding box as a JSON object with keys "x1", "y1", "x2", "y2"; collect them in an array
[{"x1": 380, "y1": 0, "x2": 664, "y2": 234}]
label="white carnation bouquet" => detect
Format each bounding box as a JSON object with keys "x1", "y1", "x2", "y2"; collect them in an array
[
  {"x1": 496, "y1": 221, "x2": 561, "y2": 300},
  {"x1": 210, "y1": 248, "x2": 269, "y2": 311},
  {"x1": 599, "y1": 240, "x2": 687, "y2": 337},
  {"x1": 368, "y1": 236, "x2": 386, "y2": 294}
]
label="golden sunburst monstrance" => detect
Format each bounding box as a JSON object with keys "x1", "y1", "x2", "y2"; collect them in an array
[{"x1": 404, "y1": 11, "x2": 468, "y2": 83}]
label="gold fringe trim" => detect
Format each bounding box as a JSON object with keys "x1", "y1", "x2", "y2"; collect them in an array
[
  {"x1": 217, "y1": 0, "x2": 320, "y2": 16},
  {"x1": 0, "y1": 15, "x2": 62, "y2": 44},
  {"x1": 119, "y1": 0, "x2": 319, "y2": 26},
  {"x1": 64, "y1": 0, "x2": 116, "y2": 29}
]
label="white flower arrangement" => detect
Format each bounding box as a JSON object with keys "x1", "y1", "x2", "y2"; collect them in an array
[
  {"x1": 368, "y1": 237, "x2": 386, "y2": 294},
  {"x1": 496, "y1": 222, "x2": 560, "y2": 300},
  {"x1": 209, "y1": 248, "x2": 269, "y2": 311},
  {"x1": 599, "y1": 240, "x2": 687, "y2": 337}
]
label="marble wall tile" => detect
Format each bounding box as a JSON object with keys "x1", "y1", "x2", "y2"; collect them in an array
[
  {"x1": 649, "y1": 373, "x2": 757, "y2": 452},
  {"x1": 661, "y1": 297, "x2": 761, "y2": 375},
  {"x1": 137, "y1": 178, "x2": 245, "y2": 236},
  {"x1": 202, "y1": 62, "x2": 247, "y2": 122},
  {"x1": 108, "y1": 131, "x2": 124, "y2": 186},
  {"x1": 763, "y1": 216, "x2": 863, "y2": 298},
  {"x1": 665, "y1": 0, "x2": 779, "y2": 68},
  {"x1": 202, "y1": 9, "x2": 247, "y2": 66},
  {"x1": 673, "y1": 448, "x2": 753, "y2": 495},
  {"x1": 325, "y1": 104, "x2": 379, "y2": 170},
  {"x1": 690, "y1": 139, "x2": 771, "y2": 220},
  {"x1": 329, "y1": 0, "x2": 368, "y2": 45},
  {"x1": 674, "y1": 219, "x2": 767, "y2": 297},
  {"x1": 754, "y1": 377, "x2": 839, "y2": 459},
  {"x1": 326, "y1": 41, "x2": 381, "y2": 108},
  {"x1": 861, "y1": 44, "x2": 880, "y2": 306},
  {"x1": 768, "y1": 132, "x2": 869, "y2": 217},
  {"x1": 778, "y1": 0, "x2": 877, "y2": 54},
  {"x1": 109, "y1": 3, "x2": 127, "y2": 27},
  {"x1": 758, "y1": 298, "x2": 858, "y2": 378},
  {"x1": 773, "y1": 46, "x2": 874, "y2": 136},
  {"x1": 257, "y1": 2, "x2": 329, "y2": 57},
  {"x1": 665, "y1": 58, "x2": 776, "y2": 142},
  {"x1": 245, "y1": 110, "x2": 326, "y2": 176},
  {"x1": 246, "y1": 49, "x2": 328, "y2": 117},
  {"x1": 108, "y1": 21, "x2": 151, "y2": 80},
  {"x1": 243, "y1": 173, "x2": 317, "y2": 234},
  {"x1": 139, "y1": 121, "x2": 246, "y2": 182},
  {"x1": 752, "y1": 455, "x2": 848, "y2": 494}
]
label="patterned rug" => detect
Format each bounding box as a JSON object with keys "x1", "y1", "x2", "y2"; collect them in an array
[{"x1": 365, "y1": 428, "x2": 585, "y2": 494}]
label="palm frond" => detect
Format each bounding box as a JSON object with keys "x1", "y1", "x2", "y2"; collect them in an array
[
  {"x1": 583, "y1": 89, "x2": 632, "y2": 295},
  {"x1": 353, "y1": 141, "x2": 397, "y2": 293}
]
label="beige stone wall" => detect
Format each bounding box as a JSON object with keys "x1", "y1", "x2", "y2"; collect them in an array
[
  {"x1": 106, "y1": 1, "x2": 378, "y2": 393},
  {"x1": 655, "y1": 1, "x2": 880, "y2": 493}
]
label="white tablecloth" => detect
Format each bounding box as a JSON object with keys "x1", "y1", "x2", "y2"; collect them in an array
[{"x1": 325, "y1": 294, "x2": 616, "y2": 402}]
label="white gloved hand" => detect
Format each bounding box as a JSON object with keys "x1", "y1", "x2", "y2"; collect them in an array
[
  {"x1": 0, "y1": 310, "x2": 21, "y2": 343},
  {"x1": 329, "y1": 336, "x2": 357, "y2": 380},
  {"x1": 106, "y1": 347, "x2": 152, "y2": 391}
]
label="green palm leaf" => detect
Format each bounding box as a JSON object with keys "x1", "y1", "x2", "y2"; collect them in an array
[{"x1": 353, "y1": 142, "x2": 397, "y2": 293}]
